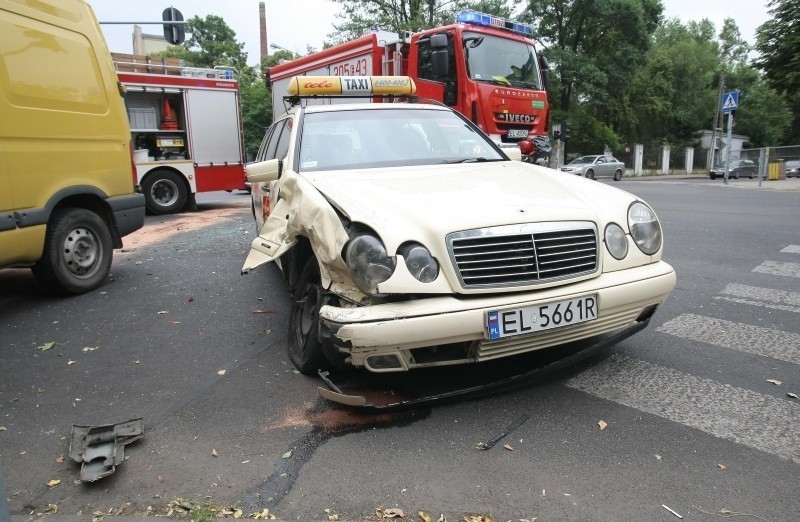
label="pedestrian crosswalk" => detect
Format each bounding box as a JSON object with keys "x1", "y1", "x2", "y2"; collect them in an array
[{"x1": 565, "y1": 245, "x2": 800, "y2": 464}]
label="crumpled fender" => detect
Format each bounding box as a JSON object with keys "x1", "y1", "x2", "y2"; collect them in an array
[{"x1": 241, "y1": 170, "x2": 351, "y2": 288}]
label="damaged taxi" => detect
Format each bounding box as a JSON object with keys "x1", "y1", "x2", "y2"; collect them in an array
[{"x1": 243, "y1": 76, "x2": 676, "y2": 377}]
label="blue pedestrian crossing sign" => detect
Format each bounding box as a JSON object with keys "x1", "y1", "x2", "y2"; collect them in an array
[{"x1": 722, "y1": 91, "x2": 739, "y2": 112}]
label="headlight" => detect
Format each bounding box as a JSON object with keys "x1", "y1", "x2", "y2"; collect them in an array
[
  {"x1": 345, "y1": 234, "x2": 396, "y2": 295},
  {"x1": 399, "y1": 243, "x2": 439, "y2": 283},
  {"x1": 604, "y1": 223, "x2": 628, "y2": 260},
  {"x1": 628, "y1": 202, "x2": 662, "y2": 255}
]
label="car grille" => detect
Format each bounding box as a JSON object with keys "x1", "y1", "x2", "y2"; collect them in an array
[{"x1": 447, "y1": 222, "x2": 598, "y2": 289}]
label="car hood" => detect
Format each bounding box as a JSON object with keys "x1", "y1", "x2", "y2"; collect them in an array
[{"x1": 304, "y1": 161, "x2": 636, "y2": 253}]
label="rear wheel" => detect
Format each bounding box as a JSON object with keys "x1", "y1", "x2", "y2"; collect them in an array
[
  {"x1": 32, "y1": 208, "x2": 112, "y2": 295},
  {"x1": 613, "y1": 169, "x2": 623, "y2": 181},
  {"x1": 288, "y1": 258, "x2": 328, "y2": 375},
  {"x1": 142, "y1": 170, "x2": 187, "y2": 214}
]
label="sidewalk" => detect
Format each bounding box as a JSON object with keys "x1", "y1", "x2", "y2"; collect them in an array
[{"x1": 622, "y1": 172, "x2": 800, "y2": 191}]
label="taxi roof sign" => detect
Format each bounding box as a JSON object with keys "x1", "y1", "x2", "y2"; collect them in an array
[{"x1": 287, "y1": 76, "x2": 416, "y2": 97}]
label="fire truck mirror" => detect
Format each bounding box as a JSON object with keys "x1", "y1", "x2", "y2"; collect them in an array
[
  {"x1": 538, "y1": 53, "x2": 550, "y2": 91},
  {"x1": 162, "y1": 7, "x2": 185, "y2": 45},
  {"x1": 430, "y1": 34, "x2": 449, "y2": 79}
]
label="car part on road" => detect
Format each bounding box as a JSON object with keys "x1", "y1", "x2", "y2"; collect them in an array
[
  {"x1": 475, "y1": 413, "x2": 529, "y2": 450},
  {"x1": 317, "y1": 318, "x2": 650, "y2": 410},
  {"x1": 69, "y1": 418, "x2": 144, "y2": 482}
]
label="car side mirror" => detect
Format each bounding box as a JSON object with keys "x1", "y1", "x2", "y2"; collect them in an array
[{"x1": 246, "y1": 158, "x2": 282, "y2": 183}]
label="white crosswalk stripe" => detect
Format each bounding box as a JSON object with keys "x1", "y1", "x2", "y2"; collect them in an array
[
  {"x1": 566, "y1": 355, "x2": 800, "y2": 464},
  {"x1": 753, "y1": 260, "x2": 800, "y2": 278},
  {"x1": 656, "y1": 313, "x2": 800, "y2": 365},
  {"x1": 780, "y1": 245, "x2": 800, "y2": 254},
  {"x1": 716, "y1": 283, "x2": 800, "y2": 314}
]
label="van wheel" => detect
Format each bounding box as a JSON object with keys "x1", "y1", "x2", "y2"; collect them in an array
[
  {"x1": 32, "y1": 208, "x2": 112, "y2": 295},
  {"x1": 613, "y1": 169, "x2": 623, "y2": 181},
  {"x1": 288, "y1": 258, "x2": 328, "y2": 375},
  {"x1": 143, "y1": 170, "x2": 187, "y2": 214}
]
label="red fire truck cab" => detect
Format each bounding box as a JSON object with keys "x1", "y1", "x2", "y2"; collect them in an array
[{"x1": 268, "y1": 11, "x2": 551, "y2": 161}]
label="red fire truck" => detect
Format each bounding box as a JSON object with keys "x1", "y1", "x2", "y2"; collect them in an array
[
  {"x1": 113, "y1": 54, "x2": 246, "y2": 214},
  {"x1": 267, "y1": 11, "x2": 551, "y2": 162}
]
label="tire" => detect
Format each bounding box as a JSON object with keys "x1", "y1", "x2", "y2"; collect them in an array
[
  {"x1": 734, "y1": 171, "x2": 740, "y2": 179},
  {"x1": 710, "y1": 173, "x2": 716, "y2": 180},
  {"x1": 32, "y1": 208, "x2": 113, "y2": 295},
  {"x1": 142, "y1": 170, "x2": 187, "y2": 215},
  {"x1": 585, "y1": 169, "x2": 595, "y2": 180},
  {"x1": 288, "y1": 258, "x2": 328, "y2": 375},
  {"x1": 613, "y1": 169, "x2": 623, "y2": 181}
]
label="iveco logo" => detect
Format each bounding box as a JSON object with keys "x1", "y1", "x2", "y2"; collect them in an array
[{"x1": 497, "y1": 113, "x2": 535, "y2": 123}]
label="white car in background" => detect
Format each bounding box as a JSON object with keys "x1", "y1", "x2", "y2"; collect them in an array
[
  {"x1": 561, "y1": 155, "x2": 625, "y2": 180},
  {"x1": 243, "y1": 76, "x2": 675, "y2": 380}
]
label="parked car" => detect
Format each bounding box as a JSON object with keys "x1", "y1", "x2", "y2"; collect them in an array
[
  {"x1": 560, "y1": 155, "x2": 625, "y2": 181},
  {"x1": 243, "y1": 75, "x2": 675, "y2": 379},
  {"x1": 709, "y1": 159, "x2": 757, "y2": 179},
  {"x1": 785, "y1": 160, "x2": 800, "y2": 178}
]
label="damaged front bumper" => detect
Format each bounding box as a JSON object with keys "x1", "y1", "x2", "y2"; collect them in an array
[{"x1": 320, "y1": 261, "x2": 675, "y2": 372}]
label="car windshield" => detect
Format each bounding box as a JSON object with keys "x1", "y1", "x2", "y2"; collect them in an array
[
  {"x1": 297, "y1": 107, "x2": 506, "y2": 172},
  {"x1": 569, "y1": 156, "x2": 597, "y2": 165},
  {"x1": 463, "y1": 32, "x2": 541, "y2": 89}
]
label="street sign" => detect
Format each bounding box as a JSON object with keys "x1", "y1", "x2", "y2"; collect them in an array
[{"x1": 722, "y1": 91, "x2": 739, "y2": 112}]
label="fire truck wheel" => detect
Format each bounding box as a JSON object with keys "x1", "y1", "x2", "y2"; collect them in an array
[
  {"x1": 142, "y1": 170, "x2": 187, "y2": 214},
  {"x1": 613, "y1": 169, "x2": 623, "y2": 181},
  {"x1": 32, "y1": 208, "x2": 113, "y2": 295},
  {"x1": 288, "y1": 257, "x2": 328, "y2": 375}
]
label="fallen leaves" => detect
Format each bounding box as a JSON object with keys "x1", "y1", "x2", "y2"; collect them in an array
[
  {"x1": 47, "y1": 479, "x2": 61, "y2": 488},
  {"x1": 418, "y1": 511, "x2": 431, "y2": 522},
  {"x1": 37, "y1": 342, "x2": 55, "y2": 351},
  {"x1": 252, "y1": 309, "x2": 277, "y2": 314},
  {"x1": 324, "y1": 508, "x2": 340, "y2": 521},
  {"x1": 597, "y1": 420, "x2": 608, "y2": 430},
  {"x1": 717, "y1": 464, "x2": 727, "y2": 470},
  {"x1": 56, "y1": 454, "x2": 66, "y2": 463},
  {"x1": 218, "y1": 370, "x2": 227, "y2": 376},
  {"x1": 0, "y1": 426, "x2": 6, "y2": 432},
  {"x1": 82, "y1": 346, "x2": 99, "y2": 352},
  {"x1": 766, "y1": 379, "x2": 782, "y2": 386},
  {"x1": 503, "y1": 443, "x2": 514, "y2": 451},
  {"x1": 211, "y1": 449, "x2": 218, "y2": 457},
  {"x1": 788, "y1": 393, "x2": 798, "y2": 399},
  {"x1": 282, "y1": 450, "x2": 293, "y2": 459},
  {"x1": 67, "y1": 360, "x2": 77, "y2": 366}
]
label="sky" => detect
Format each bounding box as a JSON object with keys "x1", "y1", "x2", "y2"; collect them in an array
[{"x1": 92, "y1": 0, "x2": 773, "y2": 67}]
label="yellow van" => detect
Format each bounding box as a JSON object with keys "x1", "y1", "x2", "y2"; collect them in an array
[{"x1": 0, "y1": 0, "x2": 145, "y2": 294}]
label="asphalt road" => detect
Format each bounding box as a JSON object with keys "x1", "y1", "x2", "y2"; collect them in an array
[{"x1": 1, "y1": 180, "x2": 798, "y2": 521}]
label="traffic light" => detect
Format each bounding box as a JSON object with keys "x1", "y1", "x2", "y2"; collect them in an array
[{"x1": 562, "y1": 121, "x2": 571, "y2": 142}]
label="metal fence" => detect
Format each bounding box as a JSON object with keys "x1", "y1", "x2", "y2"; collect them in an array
[{"x1": 606, "y1": 144, "x2": 800, "y2": 176}]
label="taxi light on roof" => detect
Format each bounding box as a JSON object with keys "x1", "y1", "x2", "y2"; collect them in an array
[
  {"x1": 287, "y1": 76, "x2": 416, "y2": 96},
  {"x1": 455, "y1": 10, "x2": 534, "y2": 37}
]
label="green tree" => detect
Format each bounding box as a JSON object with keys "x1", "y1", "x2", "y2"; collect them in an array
[
  {"x1": 753, "y1": 0, "x2": 800, "y2": 143},
  {"x1": 753, "y1": 0, "x2": 800, "y2": 96},
  {"x1": 725, "y1": 65, "x2": 792, "y2": 147},
  {"x1": 628, "y1": 19, "x2": 720, "y2": 145},
  {"x1": 328, "y1": 0, "x2": 513, "y2": 43},
  {"x1": 523, "y1": 0, "x2": 663, "y2": 152}
]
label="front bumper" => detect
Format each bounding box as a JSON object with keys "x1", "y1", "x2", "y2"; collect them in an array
[{"x1": 321, "y1": 261, "x2": 676, "y2": 372}]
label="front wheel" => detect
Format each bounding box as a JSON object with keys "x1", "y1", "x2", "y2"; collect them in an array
[
  {"x1": 585, "y1": 169, "x2": 595, "y2": 180},
  {"x1": 613, "y1": 169, "x2": 623, "y2": 181},
  {"x1": 32, "y1": 208, "x2": 113, "y2": 295},
  {"x1": 288, "y1": 258, "x2": 328, "y2": 375},
  {"x1": 142, "y1": 170, "x2": 187, "y2": 214}
]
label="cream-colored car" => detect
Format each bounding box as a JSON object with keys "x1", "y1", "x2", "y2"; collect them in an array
[{"x1": 244, "y1": 78, "x2": 675, "y2": 376}]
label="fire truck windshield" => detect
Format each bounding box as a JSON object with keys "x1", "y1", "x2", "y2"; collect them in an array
[{"x1": 463, "y1": 32, "x2": 541, "y2": 90}]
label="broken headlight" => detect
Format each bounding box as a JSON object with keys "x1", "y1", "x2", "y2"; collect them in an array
[
  {"x1": 628, "y1": 202, "x2": 662, "y2": 255},
  {"x1": 399, "y1": 242, "x2": 439, "y2": 283},
  {"x1": 345, "y1": 234, "x2": 396, "y2": 295}
]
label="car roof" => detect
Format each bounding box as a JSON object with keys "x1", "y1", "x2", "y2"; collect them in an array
[{"x1": 301, "y1": 101, "x2": 452, "y2": 115}]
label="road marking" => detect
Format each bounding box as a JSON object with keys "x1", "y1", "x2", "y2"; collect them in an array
[
  {"x1": 656, "y1": 314, "x2": 800, "y2": 365},
  {"x1": 781, "y1": 245, "x2": 800, "y2": 254},
  {"x1": 716, "y1": 283, "x2": 800, "y2": 314},
  {"x1": 753, "y1": 260, "x2": 800, "y2": 279},
  {"x1": 566, "y1": 355, "x2": 800, "y2": 464}
]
